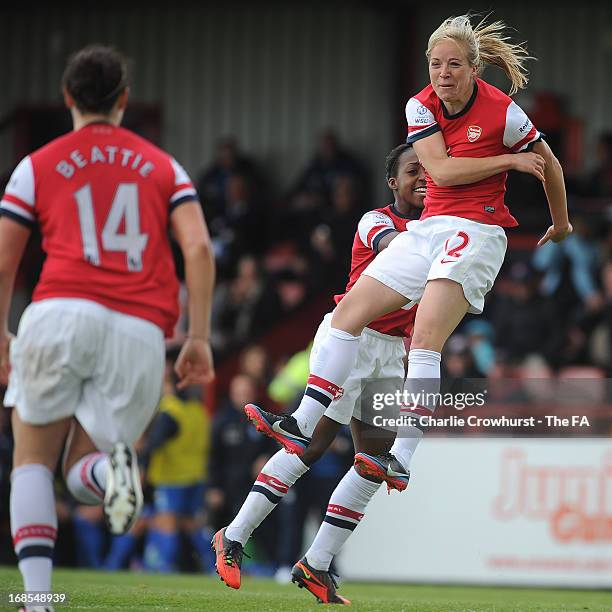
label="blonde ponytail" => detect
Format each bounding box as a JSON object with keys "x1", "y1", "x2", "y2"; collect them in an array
[{"x1": 426, "y1": 14, "x2": 534, "y2": 96}]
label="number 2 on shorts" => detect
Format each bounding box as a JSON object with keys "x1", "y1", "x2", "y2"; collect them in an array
[{"x1": 442, "y1": 230, "x2": 470, "y2": 262}]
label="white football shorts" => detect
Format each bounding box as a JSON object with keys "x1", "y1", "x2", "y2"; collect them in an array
[
  {"x1": 363, "y1": 215, "x2": 507, "y2": 314},
  {"x1": 4, "y1": 298, "x2": 165, "y2": 452},
  {"x1": 310, "y1": 312, "x2": 406, "y2": 426}
]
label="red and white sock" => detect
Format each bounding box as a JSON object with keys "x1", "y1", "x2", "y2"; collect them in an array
[
  {"x1": 304, "y1": 467, "x2": 380, "y2": 571},
  {"x1": 391, "y1": 348, "x2": 440, "y2": 469},
  {"x1": 225, "y1": 450, "x2": 308, "y2": 545},
  {"x1": 65, "y1": 452, "x2": 109, "y2": 505},
  {"x1": 10, "y1": 464, "x2": 58, "y2": 592},
  {"x1": 291, "y1": 327, "x2": 360, "y2": 437}
]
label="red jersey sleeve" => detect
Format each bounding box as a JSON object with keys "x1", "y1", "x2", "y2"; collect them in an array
[
  {"x1": 0, "y1": 156, "x2": 36, "y2": 228},
  {"x1": 357, "y1": 210, "x2": 396, "y2": 252},
  {"x1": 503, "y1": 101, "x2": 542, "y2": 152},
  {"x1": 405, "y1": 96, "x2": 440, "y2": 144}
]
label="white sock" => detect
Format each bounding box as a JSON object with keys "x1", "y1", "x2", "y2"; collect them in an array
[
  {"x1": 225, "y1": 450, "x2": 308, "y2": 545},
  {"x1": 291, "y1": 327, "x2": 360, "y2": 437},
  {"x1": 10, "y1": 464, "x2": 58, "y2": 592},
  {"x1": 65, "y1": 452, "x2": 109, "y2": 505},
  {"x1": 305, "y1": 467, "x2": 380, "y2": 571},
  {"x1": 391, "y1": 348, "x2": 440, "y2": 469}
]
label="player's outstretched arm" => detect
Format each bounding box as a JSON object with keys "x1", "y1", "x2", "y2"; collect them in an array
[
  {"x1": 414, "y1": 131, "x2": 546, "y2": 187},
  {"x1": 532, "y1": 140, "x2": 572, "y2": 246},
  {"x1": 170, "y1": 201, "x2": 216, "y2": 388},
  {"x1": 0, "y1": 217, "x2": 31, "y2": 384}
]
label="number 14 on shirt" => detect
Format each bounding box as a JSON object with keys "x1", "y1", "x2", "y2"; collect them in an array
[{"x1": 74, "y1": 182, "x2": 148, "y2": 271}]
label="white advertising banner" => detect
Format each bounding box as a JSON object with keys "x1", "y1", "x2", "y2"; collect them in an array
[{"x1": 338, "y1": 439, "x2": 612, "y2": 587}]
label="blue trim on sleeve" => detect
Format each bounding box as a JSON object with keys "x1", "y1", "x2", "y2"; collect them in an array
[
  {"x1": 372, "y1": 228, "x2": 397, "y2": 253},
  {"x1": 406, "y1": 124, "x2": 441, "y2": 144},
  {"x1": 169, "y1": 194, "x2": 200, "y2": 212},
  {"x1": 523, "y1": 134, "x2": 544, "y2": 152},
  {"x1": 0, "y1": 208, "x2": 35, "y2": 229}
]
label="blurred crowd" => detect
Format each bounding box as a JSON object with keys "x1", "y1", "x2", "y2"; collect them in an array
[
  {"x1": 2, "y1": 122, "x2": 612, "y2": 574},
  {"x1": 198, "y1": 129, "x2": 370, "y2": 355}
]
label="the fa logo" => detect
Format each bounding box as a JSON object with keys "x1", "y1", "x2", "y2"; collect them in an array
[{"x1": 467, "y1": 125, "x2": 482, "y2": 142}]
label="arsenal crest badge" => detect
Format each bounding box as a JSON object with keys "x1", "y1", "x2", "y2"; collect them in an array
[{"x1": 467, "y1": 125, "x2": 482, "y2": 142}]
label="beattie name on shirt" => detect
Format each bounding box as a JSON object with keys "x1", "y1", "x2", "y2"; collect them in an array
[{"x1": 55, "y1": 146, "x2": 155, "y2": 179}]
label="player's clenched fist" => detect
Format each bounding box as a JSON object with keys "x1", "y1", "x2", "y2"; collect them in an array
[
  {"x1": 511, "y1": 152, "x2": 546, "y2": 183},
  {"x1": 174, "y1": 336, "x2": 215, "y2": 389}
]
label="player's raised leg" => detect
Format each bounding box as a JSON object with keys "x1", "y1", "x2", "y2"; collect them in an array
[
  {"x1": 63, "y1": 422, "x2": 142, "y2": 535},
  {"x1": 383, "y1": 278, "x2": 467, "y2": 475},
  {"x1": 246, "y1": 276, "x2": 407, "y2": 455}
]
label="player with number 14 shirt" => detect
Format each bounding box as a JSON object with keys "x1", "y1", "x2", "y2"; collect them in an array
[
  {"x1": 0, "y1": 46, "x2": 215, "y2": 607},
  {"x1": 3, "y1": 121, "x2": 194, "y2": 336}
]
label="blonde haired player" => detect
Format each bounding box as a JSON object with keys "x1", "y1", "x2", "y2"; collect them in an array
[
  {"x1": 248, "y1": 15, "x2": 570, "y2": 605},
  {"x1": 0, "y1": 46, "x2": 214, "y2": 611}
]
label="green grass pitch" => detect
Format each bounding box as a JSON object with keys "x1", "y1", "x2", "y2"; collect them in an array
[{"x1": 1, "y1": 567, "x2": 611, "y2": 611}]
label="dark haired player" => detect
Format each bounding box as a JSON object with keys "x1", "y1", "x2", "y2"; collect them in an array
[
  {"x1": 0, "y1": 45, "x2": 214, "y2": 608},
  {"x1": 212, "y1": 144, "x2": 424, "y2": 603}
]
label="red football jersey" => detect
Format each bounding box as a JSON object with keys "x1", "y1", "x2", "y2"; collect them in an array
[
  {"x1": 334, "y1": 204, "x2": 416, "y2": 338},
  {"x1": 0, "y1": 123, "x2": 198, "y2": 337},
  {"x1": 406, "y1": 77, "x2": 541, "y2": 227}
]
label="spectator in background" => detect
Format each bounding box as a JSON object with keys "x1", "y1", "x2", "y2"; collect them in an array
[
  {"x1": 140, "y1": 354, "x2": 212, "y2": 573},
  {"x1": 238, "y1": 345, "x2": 277, "y2": 412},
  {"x1": 211, "y1": 256, "x2": 281, "y2": 354},
  {"x1": 285, "y1": 130, "x2": 369, "y2": 243},
  {"x1": 532, "y1": 213, "x2": 603, "y2": 365},
  {"x1": 580, "y1": 133, "x2": 612, "y2": 197},
  {"x1": 441, "y1": 334, "x2": 481, "y2": 380},
  {"x1": 533, "y1": 213, "x2": 602, "y2": 310},
  {"x1": 197, "y1": 136, "x2": 266, "y2": 227},
  {"x1": 103, "y1": 511, "x2": 150, "y2": 571},
  {"x1": 463, "y1": 320, "x2": 496, "y2": 377},
  {"x1": 239, "y1": 345, "x2": 271, "y2": 387},
  {"x1": 209, "y1": 173, "x2": 268, "y2": 274},
  {"x1": 207, "y1": 374, "x2": 277, "y2": 563},
  {"x1": 71, "y1": 504, "x2": 105, "y2": 569},
  {"x1": 309, "y1": 175, "x2": 366, "y2": 290},
  {"x1": 601, "y1": 256, "x2": 612, "y2": 374},
  {"x1": 273, "y1": 268, "x2": 309, "y2": 315},
  {"x1": 268, "y1": 344, "x2": 312, "y2": 407},
  {"x1": 488, "y1": 261, "x2": 558, "y2": 366}
]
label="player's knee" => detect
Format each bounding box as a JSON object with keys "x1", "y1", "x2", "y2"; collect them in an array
[
  {"x1": 331, "y1": 301, "x2": 367, "y2": 337},
  {"x1": 410, "y1": 327, "x2": 444, "y2": 352},
  {"x1": 65, "y1": 462, "x2": 103, "y2": 505}
]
